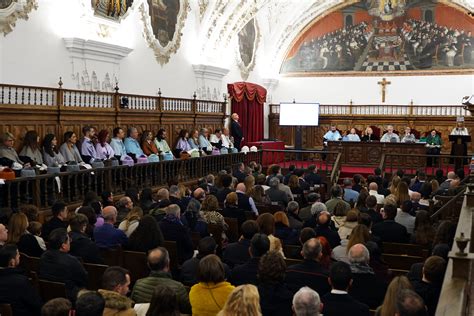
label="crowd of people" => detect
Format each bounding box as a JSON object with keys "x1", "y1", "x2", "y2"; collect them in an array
[
  {"x1": 0, "y1": 158, "x2": 463, "y2": 316},
  {"x1": 0, "y1": 113, "x2": 247, "y2": 176},
  {"x1": 402, "y1": 19, "x2": 473, "y2": 68}
]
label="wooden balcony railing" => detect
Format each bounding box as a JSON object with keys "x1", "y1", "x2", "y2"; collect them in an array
[
  {"x1": 269, "y1": 103, "x2": 471, "y2": 117},
  {"x1": 436, "y1": 180, "x2": 474, "y2": 316},
  {"x1": 0, "y1": 83, "x2": 226, "y2": 114},
  {"x1": 0, "y1": 151, "x2": 262, "y2": 209}
]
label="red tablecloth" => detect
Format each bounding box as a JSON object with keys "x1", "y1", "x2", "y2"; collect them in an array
[{"x1": 247, "y1": 141, "x2": 285, "y2": 166}]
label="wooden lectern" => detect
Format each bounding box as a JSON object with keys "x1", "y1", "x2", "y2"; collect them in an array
[{"x1": 449, "y1": 135, "x2": 471, "y2": 171}]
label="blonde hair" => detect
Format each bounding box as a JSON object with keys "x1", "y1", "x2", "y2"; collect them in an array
[
  {"x1": 123, "y1": 206, "x2": 143, "y2": 231},
  {"x1": 346, "y1": 224, "x2": 370, "y2": 254},
  {"x1": 7, "y1": 213, "x2": 29, "y2": 244},
  {"x1": 217, "y1": 284, "x2": 262, "y2": 316},
  {"x1": 244, "y1": 175, "x2": 255, "y2": 195},
  {"x1": 273, "y1": 211, "x2": 290, "y2": 227},
  {"x1": 379, "y1": 276, "x2": 412, "y2": 316},
  {"x1": 396, "y1": 182, "x2": 410, "y2": 206},
  {"x1": 389, "y1": 176, "x2": 401, "y2": 196}
]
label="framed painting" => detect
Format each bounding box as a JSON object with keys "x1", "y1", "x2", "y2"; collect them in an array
[
  {"x1": 237, "y1": 18, "x2": 260, "y2": 80},
  {"x1": 281, "y1": 0, "x2": 474, "y2": 76},
  {"x1": 140, "y1": 0, "x2": 190, "y2": 65},
  {"x1": 91, "y1": 0, "x2": 133, "y2": 20}
]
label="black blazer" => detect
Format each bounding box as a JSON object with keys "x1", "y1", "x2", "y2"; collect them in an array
[
  {"x1": 222, "y1": 206, "x2": 247, "y2": 228},
  {"x1": 322, "y1": 292, "x2": 370, "y2": 316},
  {"x1": 216, "y1": 187, "x2": 234, "y2": 204},
  {"x1": 266, "y1": 187, "x2": 289, "y2": 207},
  {"x1": 17, "y1": 234, "x2": 44, "y2": 257},
  {"x1": 41, "y1": 217, "x2": 67, "y2": 241},
  {"x1": 258, "y1": 282, "x2": 294, "y2": 316},
  {"x1": 0, "y1": 268, "x2": 42, "y2": 316},
  {"x1": 159, "y1": 219, "x2": 194, "y2": 264},
  {"x1": 361, "y1": 134, "x2": 379, "y2": 142},
  {"x1": 230, "y1": 120, "x2": 243, "y2": 148},
  {"x1": 39, "y1": 250, "x2": 88, "y2": 302},
  {"x1": 69, "y1": 231, "x2": 103, "y2": 264},
  {"x1": 230, "y1": 257, "x2": 260, "y2": 286},
  {"x1": 372, "y1": 220, "x2": 410, "y2": 243},
  {"x1": 285, "y1": 259, "x2": 330, "y2": 295},
  {"x1": 222, "y1": 239, "x2": 251, "y2": 268},
  {"x1": 349, "y1": 271, "x2": 388, "y2": 309}
]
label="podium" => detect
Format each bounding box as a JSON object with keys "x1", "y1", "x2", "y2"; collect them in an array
[{"x1": 449, "y1": 135, "x2": 471, "y2": 171}]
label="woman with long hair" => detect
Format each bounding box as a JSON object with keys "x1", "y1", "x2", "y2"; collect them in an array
[
  {"x1": 7, "y1": 212, "x2": 44, "y2": 257},
  {"x1": 273, "y1": 212, "x2": 298, "y2": 245},
  {"x1": 433, "y1": 220, "x2": 456, "y2": 249},
  {"x1": 59, "y1": 131, "x2": 84, "y2": 164},
  {"x1": 375, "y1": 276, "x2": 412, "y2": 316},
  {"x1": 355, "y1": 189, "x2": 369, "y2": 212},
  {"x1": 316, "y1": 236, "x2": 334, "y2": 270},
  {"x1": 19, "y1": 130, "x2": 43, "y2": 165},
  {"x1": 183, "y1": 198, "x2": 208, "y2": 237},
  {"x1": 218, "y1": 284, "x2": 262, "y2": 316},
  {"x1": 140, "y1": 187, "x2": 155, "y2": 212},
  {"x1": 143, "y1": 284, "x2": 180, "y2": 316},
  {"x1": 127, "y1": 215, "x2": 164, "y2": 253},
  {"x1": 95, "y1": 129, "x2": 115, "y2": 160},
  {"x1": 244, "y1": 175, "x2": 255, "y2": 196},
  {"x1": 42, "y1": 133, "x2": 66, "y2": 167},
  {"x1": 333, "y1": 224, "x2": 371, "y2": 263},
  {"x1": 389, "y1": 176, "x2": 400, "y2": 195},
  {"x1": 248, "y1": 185, "x2": 265, "y2": 204},
  {"x1": 140, "y1": 130, "x2": 159, "y2": 156},
  {"x1": 396, "y1": 181, "x2": 410, "y2": 206},
  {"x1": 256, "y1": 213, "x2": 284, "y2": 257},
  {"x1": 118, "y1": 206, "x2": 143, "y2": 237},
  {"x1": 411, "y1": 210, "x2": 435, "y2": 247}
]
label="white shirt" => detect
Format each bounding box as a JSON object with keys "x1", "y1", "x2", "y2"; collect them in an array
[
  {"x1": 369, "y1": 190, "x2": 385, "y2": 204},
  {"x1": 450, "y1": 127, "x2": 469, "y2": 136},
  {"x1": 331, "y1": 289, "x2": 348, "y2": 294},
  {"x1": 236, "y1": 190, "x2": 259, "y2": 215}
]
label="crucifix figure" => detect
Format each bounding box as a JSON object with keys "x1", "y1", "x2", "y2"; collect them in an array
[{"x1": 378, "y1": 78, "x2": 391, "y2": 103}]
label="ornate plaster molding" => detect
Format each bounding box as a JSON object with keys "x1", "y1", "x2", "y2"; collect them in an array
[
  {"x1": 139, "y1": 0, "x2": 190, "y2": 66},
  {"x1": 0, "y1": 0, "x2": 37, "y2": 36},
  {"x1": 192, "y1": 64, "x2": 229, "y2": 101},
  {"x1": 236, "y1": 18, "x2": 260, "y2": 81}
]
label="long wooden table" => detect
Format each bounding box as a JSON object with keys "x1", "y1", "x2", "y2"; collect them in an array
[{"x1": 327, "y1": 141, "x2": 427, "y2": 167}]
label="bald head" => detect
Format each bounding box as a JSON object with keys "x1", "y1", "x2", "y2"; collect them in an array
[
  {"x1": 236, "y1": 183, "x2": 246, "y2": 193},
  {"x1": 193, "y1": 188, "x2": 205, "y2": 200},
  {"x1": 369, "y1": 182, "x2": 378, "y2": 191},
  {"x1": 157, "y1": 188, "x2": 169, "y2": 201},
  {"x1": 348, "y1": 243, "x2": 370, "y2": 264},
  {"x1": 102, "y1": 206, "x2": 117, "y2": 223},
  {"x1": 302, "y1": 238, "x2": 322, "y2": 261},
  {"x1": 147, "y1": 247, "x2": 170, "y2": 272},
  {"x1": 166, "y1": 204, "x2": 181, "y2": 217},
  {"x1": 446, "y1": 171, "x2": 455, "y2": 180}
]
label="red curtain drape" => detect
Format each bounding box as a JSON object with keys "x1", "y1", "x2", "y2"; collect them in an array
[{"x1": 227, "y1": 82, "x2": 267, "y2": 145}]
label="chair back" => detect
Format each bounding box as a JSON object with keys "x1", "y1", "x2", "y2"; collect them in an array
[
  {"x1": 38, "y1": 279, "x2": 67, "y2": 302},
  {"x1": 163, "y1": 240, "x2": 180, "y2": 271},
  {"x1": 207, "y1": 223, "x2": 224, "y2": 251},
  {"x1": 224, "y1": 217, "x2": 239, "y2": 243},
  {"x1": 99, "y1": 247, "x2": 123, "y2": 266},
  {"x1": 382, "y1": 254, "x2": 424, "y2": 271},
  {"x1": 122, "y1": 251, "x2": 150, "y2": 287},
  {"x1": 19, "y1": 252, "x2": 40, "y2": 273},
  {"x1": 83, "y1": 263, "x2": 109, "y2": 290}
]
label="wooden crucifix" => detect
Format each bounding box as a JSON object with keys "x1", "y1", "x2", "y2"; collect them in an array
[{"x1": 378, "y1": 78, "x2": 391, "y2": 103}]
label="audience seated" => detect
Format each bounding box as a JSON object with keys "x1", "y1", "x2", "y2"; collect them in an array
[
  {"x1": 216, "y1": 174, "x2": 234, "y2": 203},
  {"x1": 257, "y1": 213, "x2": 284, "y2": 256},
  {"x1": 315, "y1": 211, "x2": 341, "y2": 249},
  {"x1": 140, "y1": 130, "x2": 159, "y2": 157},
  {"x1": 257, "y1": 251, "x2": 293, "y2": 316},
  {"x1": 302, "y1": 201, "x2": 326, "y2": 228},
  {"x1": 347, "y1": 244, "x2": 387, "y2": 309},
  {"x1": 273, "y1": 211, "x2": 299, "y2": 246},
  {"x1": 41, "y1": 298, "x2": 71, "y2": 316},
  {"x1": 159, "y1": 204, "x2": 193, "y2": 264},
  {"x1": 368, "y1": 182, "x2": 385, "y2": 204},
  {"x1": 124, "y1": 127, "x2": 144, "y2": 160},
  {"x1": 235, "y1": 183, "x2": 259, "y2": 215},
  {"x1": 396, "y1": 289, "x2": 428, "y2": 316},
  {"x1": 325, "y1": 185, "x2": 350, "y2": 214},
  {"x1": 189, "y1": 254, "x2": 235, "y2": 315},
  {"x1": 135, "y1": 284, "x2": 180, "y2": 316},
  {"x1": 7, "y1": 212, "x2": 44, "y2": 257},
  {"x1": 286, "y1": 201, "x2": 303, "y2": 230},
  {"x1": 39, "y1": 228, "x2": 88, "y2": 302},
  {"x1": 303, "y1": 165, "x2": 322, "y2": 187},
  {"x1": 410, "y1": 256, "x2": 446, "y2": 316},
  {"x1": 154, "y1": 128, "x2": 174, "y2": 160},
  {"x1": 361, "y1": 195, "x2": 382, "y2": 225},
  {"x1": 79, "y1": 126, "x2": 99, "y2": 163},
  {"x1": 292, "y1": 286, "x2": 321, "y2": 316},
  {"x1": 286, "y1": 238, "x2": 330, "y2": 296},
  {"x1": 109, "y1": 127, "x2": 126, "y2": 160},
  {"x1": 96, "y1": 129, "x2": 115, "y2": 160},
  {"x1": 372, "y1": 204, "x2": 409, "y2": 243},
  {"x1": 181, "y1": 236, "x2": 231, "y2": 286},
  {"x1": 94, "y1": 206, "x2": 128, "y2": 249},
  {"x1": 42, "y1": 201, "x2": 68, "y2": 241},
  {"x1": 222, "y1": 192, "x2": 247, "y2": 227},
  {"x1": 19, "y1": 130, "x2": 44, "y2": 166},
  {"x1": 75, "y1": 291, "x2": 105, "y2": 316},
  {"x1": 322, "y1": 261, "x2": 370, "y2": 316},
  {"x1": 98, "y1": 266, "x2": 135, "y2": 316},
  {"x1": 411, "y1": 210, "x2": 435, "y2": 247},
  {"x1": 118, "y1": 206, "x2": 143, "y2": 237},
  {"x1": 375, "y1": 276, "x2": 413, "y2": 316},
  {"x1": 342, "y1": 178, "x2": 360, "y2": 204},
  {"x1": 126, "y1": 215, "x2": 164, "y2": 253},
  {"x1": 0, "y1": 132, "x2": 26, "y2": 167},
  {"x1": 223, "y1": 220, "x2": 259, "y2": 267},
  {"x1": 337, "y1": 210, "x2": 359, "y2": 241},
  {"x1": 116, "y1": 196, "x2": 133, "y2": 223},
  {"x1": 131, "y1": 247, "x2": 191, "y2": 313},
  {"x1": 230, "y1": 233, "x2": 270, "y2": 286},
  {"x1": 396, "y1": 200, "x2": 416, "y2": 235},
  {"x1": 0, "y1": 244, "x2": 42, "y2": 316},
  {"x1": 266, "y1": 177, "x2": 289, "y2": 207},
  {"x1": 218, "y1": 284, "x2": 262, "y2": 316},
  {"x1": 69, "y1": 213, "x2": 103, "y2": 264},
  {"x1": 286, "y1": 227, "x2": 316, "y2": 260}
]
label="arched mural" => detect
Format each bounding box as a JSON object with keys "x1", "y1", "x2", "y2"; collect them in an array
[{"x1": 281, "y1": 0, "x2": 474, "y2": 75}]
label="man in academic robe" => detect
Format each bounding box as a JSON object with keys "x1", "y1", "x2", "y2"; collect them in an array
[{"x1": 230, "y1": 113, "x2": 243, "y2": 150}]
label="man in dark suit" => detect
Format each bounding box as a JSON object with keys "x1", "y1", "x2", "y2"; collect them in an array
[
  {"x1": 233, "y1": 162, "x2": 246, "y2": 183},
  {"x1": 361, "y1": 195, "x2": 383, "y2": 225},
  {"x1": 322, "y1": 261, "x2": 370, "y2": 316},
  {"x1": 303, "y1": 165, "x2": 322, "y2": 187},
  {"x1": 230, "y1": 233, "x2": 270, "y2": 286},
  {"x1": 266, "y1": 177, "x2": 289, "y2": 207},
  {"x1": 286, "y1": 238, "x2": 330, "y2": 296},
  {"x1": 42, "y1": 201, "x2": 68, "y2": 241},
  {"x1": 223, "y1": 220, "x2": 259, "y2": 267},
  {"x1": 216, "y1": 174, "x2": 234, "y2": 203},
  {"x1": 39, "y1": 228, "x2": 88, "y2": 303},
  {"x1": 372, "y1": 204, "x2": 409, "y2": 243},
  {"x1": 347, "y1": 244, "x2": 387, "y2": 309},
  {"x1": 230, "y1": 113, "x2": 243, "y2": 150}
]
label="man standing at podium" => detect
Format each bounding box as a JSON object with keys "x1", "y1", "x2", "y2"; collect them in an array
[
  {"x1": 230, "y1": 113, "x2": 243, "y2": 150},
  {"x1": 450, "y1": 117, "x2": 469, "y2": 136},
  {"x1": 450, "y1": 117, "x2": 469, "y2": 166}
]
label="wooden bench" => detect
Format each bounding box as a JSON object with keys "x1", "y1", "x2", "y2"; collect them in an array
[
  {"x1": 382, "y1": 242, "x2": 429, "y2": 258},
  {"x1": 224, "y1": 217, "x2": 239, "y2": 243},
  {"x1": 38, "y1": 279, "x2": 67, "y2": 302},
  {"x1": 163, "y1": 240, "x2": 180, "y2": 271},
  {"x1": 284, "y1": 257, "x2": 303, "y2": 267},
  {"x1": 19, "y1": 252, "x2": 40, "y2": 273},
  {"x1": 99, "y1": 247, "x2": 123, "y2": 266},
  {"x1": 283, "y1": 245, "x2": 301, "y2": 259},
  {"x1": 83, "y1": 263, "x2": 109, "y2": 291},
  {"x1": 382, "y1": 254, "x2": 424, "y2": 271},
  {"x1": 122, "y1": 251, "x2": 150, "y2": 286}
]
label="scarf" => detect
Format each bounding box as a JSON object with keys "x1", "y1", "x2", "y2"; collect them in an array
[{"x1": 350, "y1": 262, "x2": 374, "y2": 275}]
